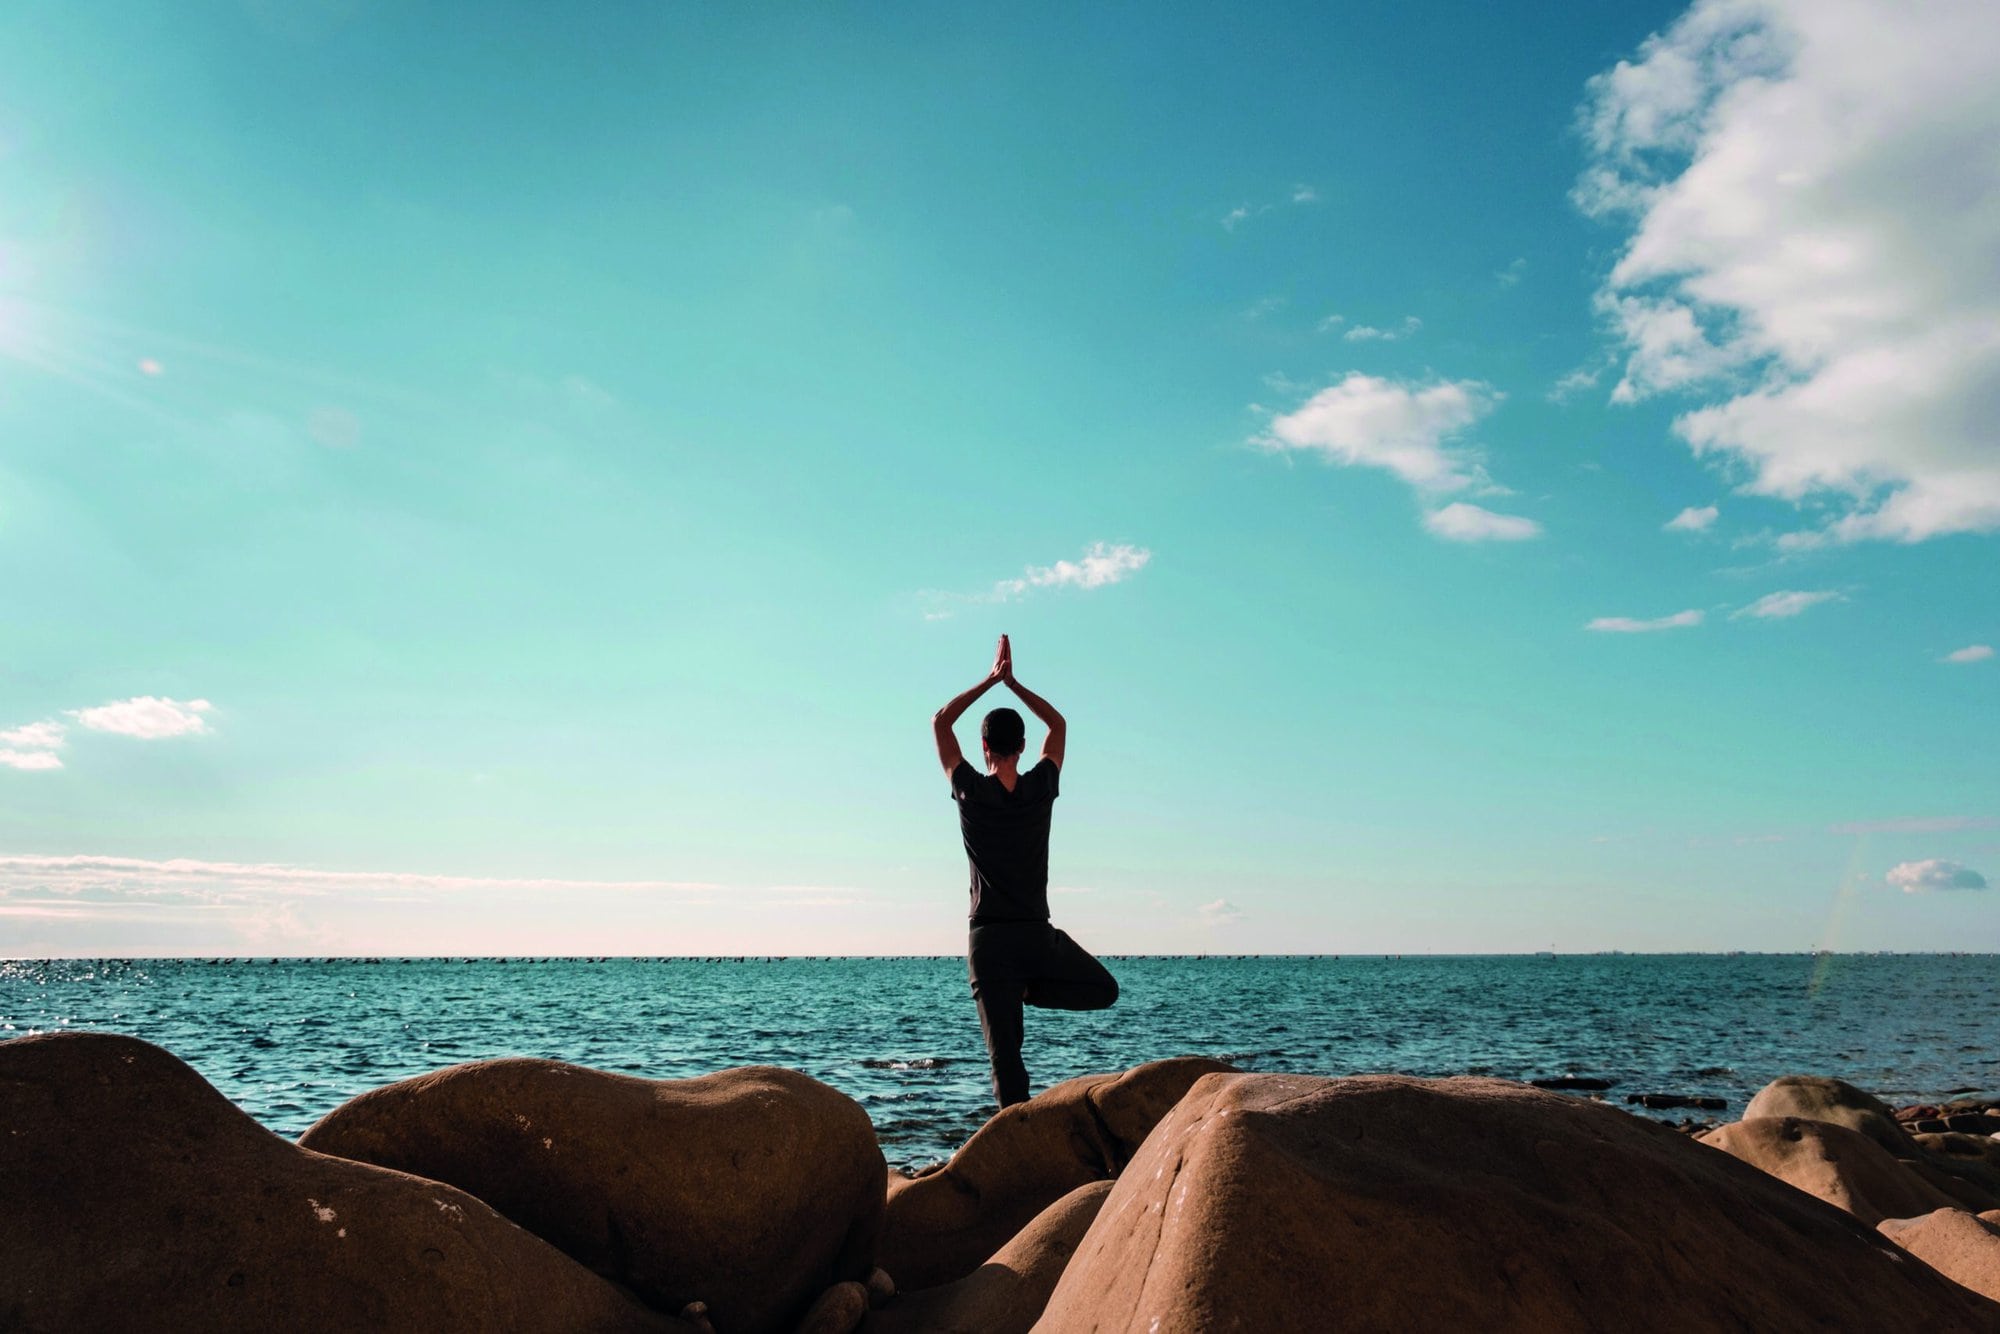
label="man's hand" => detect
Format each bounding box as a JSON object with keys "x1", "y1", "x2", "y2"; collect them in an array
[{"x1": 994, "y1": 634, "x2": 1013, "y2": 682}]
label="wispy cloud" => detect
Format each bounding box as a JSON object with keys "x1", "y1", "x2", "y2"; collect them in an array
[
  {"x1": 0, "y1": 719, "x2": 66, "y2": 773},
  {"x1": 1222, "y1": 185, "x2": 1320, "y2": 230},
  {"x1": 1830, "y1": 815, "x2": 2000, "y2": 836},
  {"x1": 1665, "y1": 505, "x2": 1718, "y2": 532},
  {"x1": 1291, "y1": 184, "x2": 1319, "y2": 204},
  {"x1": 0, "y1": 853, "x2": 722, "y2": 897},
  {"x1": 1578, "y1": 0, "x2": 2000, "y2": 544},
  {"x1": 1943, "y1": 644, "x2": 1994, "y2": 664},
  {"x1": 1732, "y1": 590, "x2": 1842, "y2": 620},
  {"x1": 1885, "y1": 858, "x2": 1988, "y2": 893},
  {"x1": 1586, "y1": 609, "x2": 1703, "y2": 633},
  {"x1": 69, "y1": 696, "x2": 213, "y2": 739},
  {"x1": 1221, "y1": 205, "x2": 1255, "y2": 231},
  {"x1": 1198, "y1": 898, "x2": 1244, "y2": 925},
  {"x1": 0, "y1": 750, "x2": 63, "y2": 772},
  {"x1": 1496, "y1": 257, "x2": 1527, "y2": 288},
  {"x1": 995, "y1": 542, "x2": 1152, "y2": 598},
  {"x1": 1424, "y1": 503, "x2": 1543, "y2": 543},
  {"x1": 1548, "y1": 364, "x2": 1604, "y2": 403},
  {"x1": 1342, "y1": 316, "x2": 1422, "y2": 343}
]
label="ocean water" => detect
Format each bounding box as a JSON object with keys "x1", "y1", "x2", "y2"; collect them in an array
[{"x1": 3, "y1": 953, "x2": 1995, "y2": 1172}]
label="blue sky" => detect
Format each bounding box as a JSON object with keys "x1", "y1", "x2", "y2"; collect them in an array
[{"x1": 2, "y1": 0, "x2": 1996, "y2": 955}]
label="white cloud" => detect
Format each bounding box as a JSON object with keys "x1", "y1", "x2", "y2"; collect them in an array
[
  {"x1": 1549, "y1": 364, "x2": 1604, "y2": 403},
  {"x1": 1260, "y1": 374, "x2": 1540, "y2": 539},
  {"x1": 68, "y1": 696, "x2": 213, "y2": 739},
  {"x1": 1316, "y1": 314, "x2": 1347, "y2": 334},
  {"x1": 1586, "y1": 609, "x2": 1703, "y2": 632},
  {"x1": 1, "y1": 749, "x2": 63, "y2": 772},
  {"x1": 1198, "y1": 898, "x2": 1244, "y2": 925},
  {"x1": 0, "y1": 853, "x2": 719, "y2": 897},
  {"x1": 1424, "y1": 503, "x2": 1544, "y2": 543},
  {"x1": 1342, "y1": 316, "x2": 1423, "y2": 343},
  {"x1": 995, "y1": 542, "x2": 1152, "y2": 599},
  {"x1": 1830, "y1": 815, "x2": 1999, "y2": 835},
  {"x1": 1885, "y1": 858, "x2": 1988, "y2": 893},
  {"x1": 1943, "y1": 644, "x2": 1994, "y2": 663},
  {"x1": 0, "y1": 721, "x2": 64, "y2": 749},
  {"x1": 1579, "y1": 0, "x2": 2000, "y2": 545},
  {"x1": 1261, "y1": 374, "x2": 1500, "y2": 491},
  {"x1": 1292, "y1": 185, "x2": 1319, "y2": 204},
  {"x1": 1497, "y1": 257, "x2": 1528, "y2": 287},
  {"x1": 1665, "y1": 504, "x2": 1719, "y2": 531},
  {"x1": 1221, "y1": 205, "x2": 1253, "y2": 231},
  {"x1": 1733, "y1": 589, "x2": 1842, "y2": 619}
]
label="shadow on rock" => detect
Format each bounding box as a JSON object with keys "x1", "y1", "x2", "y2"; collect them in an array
[
  {"x1": 0, "y1": 1032, "x2": 685, "y2": 1334},
  {"x1": 1037, "y1": 1072, "x2": 2000, "y2": 1333},
  {"x1": 878, "y1": 1057, "x2": 1231, "y2": 1291},
  {"x1": 300, "y1": 1058, "x2": 884, "y2": 1334}
]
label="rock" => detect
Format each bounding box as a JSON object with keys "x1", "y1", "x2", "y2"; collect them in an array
[
  {"x1": 1910, "y1": 1133, "x2": 2000, "y2": 1210},
  {"x1": 1036, "y1": 1072, "x2": 2000, "y2": 1332},
  {"x1": 1879, "y1": 1209, "x2": 2000, "y2": 1303},
  {"x1": 0, "y1": 1032, "x2": 683, "y2": 1334},
  {"x1": 1948, "y1": 1114, "x2": 2000, "y2": 1136},
  {"x1": 878, "y1": 1057, "x2": 1231, "y2": 1291},
  {"x1": 864, "y1": 1181, "x2": 1110, "y2": 1334},
  {"x1": 1700, "y1": 1116, "x2": 1961, "y2": 1225},
  {"x1": 300, "y1": 1058, "x2": 883, "y2": 1333},
  {"x1": 793, "y1": 1282, "x2": 869, "y2": 1334},
  {"x1": 1626, "y1": 1093, "x2": 1727, "y2": 1111},
  {"x1": 864, "y1": 1269, "x2": 895, "y2": 1308},
  {"x1": 1529, "y1": 1076, "x2": 1613, "y2": 1091},
  {"x1": 1901, "y1": 1105, "x2": 1946, "y2": 1123},
  {"x1": 1744, "y1": 1076, "x2": 1913, "y2": 1157},
  {"x1": 1918, "y1": 1119, "x2": 1954, "y2": 1136}
]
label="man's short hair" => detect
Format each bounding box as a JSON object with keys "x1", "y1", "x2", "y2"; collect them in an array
[{"x1": 982, "y1": 707, "x2": 1026, "y2": 759}]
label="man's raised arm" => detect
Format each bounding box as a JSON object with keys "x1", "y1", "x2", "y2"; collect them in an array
[
  {"x1": 1005, "y1": 672, "x2": 1066, "y2": 770},
  {"x1": 932, "y1": 637, "x2": 1010, "y2": 775}
]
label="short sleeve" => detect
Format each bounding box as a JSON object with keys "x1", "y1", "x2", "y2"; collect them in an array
[
  {"x1": 1032, "y1": 756, "x2": 1060, "y2": 800},
  {"x1": 950, "y1": 759, "x2": 978, "y2": 800}
]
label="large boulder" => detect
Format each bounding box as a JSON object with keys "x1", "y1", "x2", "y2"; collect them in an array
[
  {"x1": 863, "y1": 1181, "x2": 1110, "y2": 1334},
  {"x1": 1701, "y1": 1116, "x2": 1962, "y2": 1225},
  {"x1": 1911, "y1": 1132, "x2": 2000, "y2": 1210},
  {"x1": 1037, "y1": 1072, "x2": 2000, "y2": 1332},
  {"x1": 878, "y1": 1057, "x2": 1230, "y2": 1290},
  {"x1": 0, "y1": 1032, "x2": 683, "y2": 1334},
  {"x1": 1880, "y1": 1209, "x2": 2000, "y2": 1304},
  {"x1": 300, "y1": 1058, "x2": 883, "y2": 1333},
  {"x1": 1744, "y1": 1076, "x2": 1914, "y2": 1157}
]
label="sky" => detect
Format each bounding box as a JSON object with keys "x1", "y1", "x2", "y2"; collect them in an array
[{"x1": 1, "y1": 0, "x2": 1996, "y2": 956}]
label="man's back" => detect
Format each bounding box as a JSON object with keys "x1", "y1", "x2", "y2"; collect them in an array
[{"x1": 952, "y1": 757, "x2": 1059, "y2": 924}]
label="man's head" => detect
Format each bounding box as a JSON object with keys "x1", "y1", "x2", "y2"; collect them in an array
[{"x1": 981, "y1": 707, "x2": 1026, "y2": 763}]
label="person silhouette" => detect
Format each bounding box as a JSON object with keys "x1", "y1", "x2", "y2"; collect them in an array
[{"x1": 932, "y1": 635, "x2": 1118, "y2": 1108}]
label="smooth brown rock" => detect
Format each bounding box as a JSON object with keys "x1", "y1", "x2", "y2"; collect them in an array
[
  {"x1": 301, "y1": 1057, "x2": 883, "y2": 1333},
  {"x1": 793, "y1": 1281, "x2": 869, "y2": 1334},
  {"x1": 1701, "y1": 1116, "x2": 1960, "y2": 1225},
  {"x1": 1912, "y1": 1132, "x2": 2000, "y2": 1209},
  {"x1": 865, "y1": 1181, "x2": 1110, "y2": 1334},
  {"x1": 878, "y1": 1057, "x2": 1230, "y2": 1291},
  {"x1": 1880, "y1": 1209, "x2": 2000, "y2": 1303},
  {"x1": 1038, "y1": 1072, "x2": 2000, "y2": 1332},
  {"x1": 0, "y1": 1032, "x2": 682, "y2": 1334},
  {"x1": 1744, "y1": 1075, "x2": 1914, "y2": 1156}
]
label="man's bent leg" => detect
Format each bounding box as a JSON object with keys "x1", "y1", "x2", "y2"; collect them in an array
[
  {"x1": 1024, "y1": 926, "x2": 1119, "y2": 1012},
  {"x1": 968, "y1": 925, "x2": 1032, "y2": 1107}
]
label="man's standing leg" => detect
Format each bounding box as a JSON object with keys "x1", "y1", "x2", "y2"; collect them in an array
[
  {"x1": 968, "y1": 924, "x2": 1031, "y2": 1107},
  {"x1": 1023, "y1": 926, "x2": 1119, "y2": 1012}
]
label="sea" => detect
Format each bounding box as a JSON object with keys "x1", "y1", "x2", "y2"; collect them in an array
[{"x1": 3, "y1": 953, "x2": 1995, "y2": 1172}]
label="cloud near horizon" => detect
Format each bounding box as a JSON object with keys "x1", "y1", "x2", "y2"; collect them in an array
[
  {"x1": 1259, "y1": 373, "x2": 1541, "y2": 541},
  {"x1": 1943, "y1": 645, "x2": 1993, "y2": 664},
  {"x1": 1665, "y1": 505, "x2": 1718, "y2": 532},
  {"x1": 1198, "y1": 897, "x2": 1244, "y2": 925},
  {"x1": 1885, "y1": 858, "x2": 1988, "y2": 893},
  {"x1": 1579, "y1": 0, "x2": 2000, "y2": 546},
  {"x1": 1587, "y1": 609, "x2": 1703, "y2": 633}
]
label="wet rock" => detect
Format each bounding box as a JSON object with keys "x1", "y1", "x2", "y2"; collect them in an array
[
  {"x1": 301, "y1": 1058, "x2": 883, "y2": 1333},
  {"x1": 865, "y1": 1181, "x2": 1109, "y2": 1334},
  {"x1": 1626, "y1": 1093, "x2": 1727, "y2": 1111},
  {"x1": 1879, "y1": 1209, "x2": 2000, "y2": 1304},
  {"x1": 1037, "y1": 1072, "x2": 2000, "y2": 1332},
  {"x1": 878, "y1": 1057, "x2": 1231, "y2": 1291},
  {"x1": 1700, "y1": 1116, "x2": 1960, "y2": 1226},
  {"x1": 0, "y1": 1032, "x2": 683, "y2": 1334}
]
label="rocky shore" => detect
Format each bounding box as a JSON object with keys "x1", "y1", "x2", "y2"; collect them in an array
[{"x1": 3, "y1": 1031, "x2": 1998, "y2": 1331}]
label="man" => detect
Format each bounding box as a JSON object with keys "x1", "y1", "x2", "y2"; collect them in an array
[{"x1": 932, "y1": 634, "x2": 1118, "y2": 1108}]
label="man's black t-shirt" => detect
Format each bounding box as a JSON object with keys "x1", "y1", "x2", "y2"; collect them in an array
[{"x1": 951, "y1": 758, "x2": 1060, "y2": 924}]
